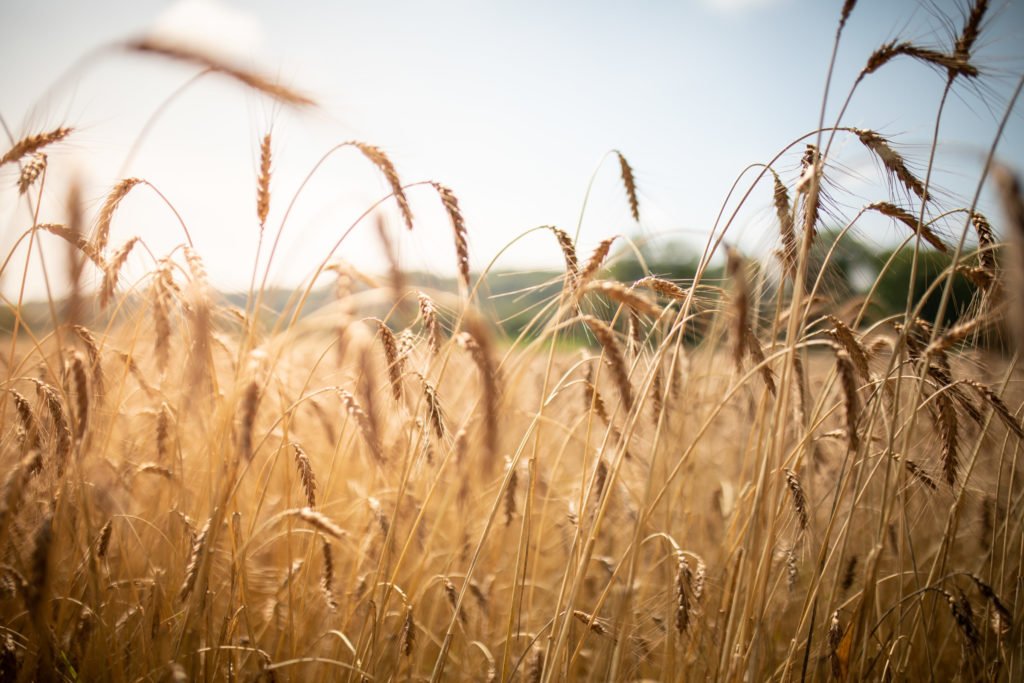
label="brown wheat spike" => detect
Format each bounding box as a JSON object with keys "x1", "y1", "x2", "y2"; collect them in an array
[
  {"x1": 573, "y1": 610, "x2": 614, "y2": 639},
  {"x1": 25, "y1": 514, "x2": 53, "y2": 618},
  {"x1": 937, "y1": 393, "x2": 959, "y2": 487},
  {"x1": 100, "y1": 237, "x2": 141, "y2": 309},
  {"x1": 367, "y1": 496, "x2": 390, "y2": 537},
  {"x1": 18, "y1": 153, "x2": 46, "y2": 195},
  {"x1": 650, "y1": 362, "x2": 664, "y2": 424},
  {"x1": 320, "y1": 537, "x2": 337, "y2": 611},
  {"x1": 840, "y1": 556, "x2": 858, "y2": 593},
  {"x1": 401, "y1": 605, "x2": 416, "y2": 657},
  {"x1": 420, "y1": 376, "x2": 446, "y2": 439},
  {"x1": 292, "y1": 507, "x2": 346, "y2": 540},
  {"x1": 828, "y1": 611, "x2": 844, "y2": 679},
  {"x1": 127, "y1": 38, "x2": 315, "y2": 106},
  {"x1": 576, "y1": 237, "x2": 617, "y2": 291},
  {"x1": 770, "y1": 169, "x2": 798, "y2": 277},
  {"x1": 955, "y1": 1, "x2": 989, "y2": 62},
  {"x1": 924, "y1": 316, "x2": 988, "y2": 358},
  {"x1": 839, "y1": 0, "x2": 857, "y2": 30},
  {"x1": 942, "y1": 589, "x2": 980, "y2": 651},
  {"x1": 350, "y1": 142, "x2": 413, "y2": 230},
  {"x1": 239, "y1": 380, "x2": 261, "y2": 462},
  {"x1": 33, "y1": 380, "x2": 73, "y2": 475},
  {"x1": 417, "y1": 292, "x2": 441, "y2": 357},
  {"x1": 584, "y1": 281, "x2": 661, "y2": 317},
  {"x1": 614, "y1": 150, "x2": 641, "y2": 222},
  {"x1": 432, "y1": 182, "x2": 469, "y2": 289},
  {"x1": 960, "y1": 379, "x2": 1024, "y2": 440},
  {"x1": 119, "y1": 352, "x2": 156, "y2": 397},
  {"x1": 855, "y1": 131, "x2": 930, "y2": 202},
  {"x1": 443, "y1": 577, "x2": 465, "y2": 624},
  {"x1": 593, "y1": 458, "x2": 609, "y2": 504},
  {"x1": 96, "y1": 520, "x2": 113, "y2": 559},
  {"x1": 69, "y1": 353, "x2": 89, "y2": 440},
  {"x1": 37, "y1": 223, "x2": 103, "y2": 267},
  {"x1": 859, "y1": 41, "x2": 977, "y2": 81},
  {"x1": 726, "y1": 246, "x2": 749, "y2": 369},
  {"x1": 970, "y1": 212, "x2": 997, "y2": 281},
  {"x1": 834, "y1": 349, "x2": 861, "y2": 452},
  {"x1": 503, "y1": 455, "x2": 518, "y2": 526},
  {"x1": 582, "y1": 316, "x2": 633, "y2": 412},
  {"x1": 966, "y1": 573, "x2": 1012, "y2": 632},
  {"x1": 797, "y1": 144, "x2": 821, "y2": 244},
  {"x1": 784, "y1": 468, "x2": 809, "y2": 530},
  {"x1": 9, "y1": 390, "x2": 40, "y2": 449},
  {"x1": 744, "y1": 326, "x2": 777, "y2": 396},
  {"x1": 152, "y1": 403, "x2": 171, "y2": 466},
  {"x1": 584, "y1": 363, "x2": 612, "y2": 425},
  {"x1": 94, "y1": 178, "x2": 142, "y2": 254},
  {"x1": 291, "y1": 442, "x2": 317, "y2": 508},
  {"x1": 867, "y1": 202, "x2": 947, "y2": 252},
  {"x1": 675, "y1": 553, "x2": 692, "y2": 634},
  {"x1": 257, "y1": 133, "x2": 272, "y2": 228},
  {"x1": 0, "y1": 127, "x2": 72, "y2": 166},
  {"x1": 527, "y1": 648, "x2": 544, "y2": 683},
  {"x1": 634, "y1": 275, "x2": 687, "y2": 299},
  {"x1": 178, "y1": 517, "x2": 211, "y2": 602},
  {"x1": 459, "y1": 319, "x2": 500, "y2": 464},
  {"x1": 152, "y1": 258, "x2": 175, "y2": 373},
  {"x1": 550, "y1": 227, "x2": 579, "y2": 287},
  {"x1": 374, "y1": 319, "x2": 404, "y2": 401},
  {"x1": 338, "y1": 389, "x2": 384, "y2": 465},
  {"x1": 826, "y1": 316, "x2": 871, "y2": 383},
  {"x1": 899, "y1": 456, "x2": 938, "y2": 491}
]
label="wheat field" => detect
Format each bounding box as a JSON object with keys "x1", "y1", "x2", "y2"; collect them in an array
[{"x1": 1, "y1": 2, "x2": 1024, "y2": 681}]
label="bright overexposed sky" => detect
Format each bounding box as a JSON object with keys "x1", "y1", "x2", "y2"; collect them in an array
[{"x1": 1, "y1": 0, "x2": 1023, "y2": 301}]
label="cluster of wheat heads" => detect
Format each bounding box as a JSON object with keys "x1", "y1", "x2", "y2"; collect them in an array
[{"x1": 1, "y1": 1, "x2": 1024, "y2": 681}]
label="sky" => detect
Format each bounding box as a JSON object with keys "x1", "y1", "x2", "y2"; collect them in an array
[{"x1": 1, "y1": 0, "x2": 1023, "y2": 301}]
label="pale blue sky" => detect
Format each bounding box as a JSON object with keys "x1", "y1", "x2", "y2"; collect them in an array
[{"x1": 1, "y1": 0, "x2": 1023, "y2": 299}]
